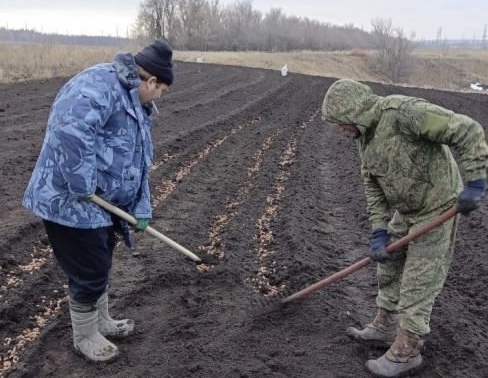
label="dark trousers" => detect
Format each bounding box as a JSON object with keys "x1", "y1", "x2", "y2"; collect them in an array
[{"x1": 43, "y1": 220, "x2": 115, "y2": 304}]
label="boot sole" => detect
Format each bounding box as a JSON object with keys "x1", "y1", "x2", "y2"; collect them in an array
[
  {"x1": 346, "y1": 332, "x2": 394, "y2": 349},
  {"x1": 100, "y1": 324, "x2": 135, "y2": 340},
  {"x1": 99, "y1": 320, "x2": 135, "y2": 339},
  {"x1": 366, "y1": 364, "x2": 423, "y2": 378},
  {"x1": 73, "y1": 345, "x2": 120, "y2": 364},
  {"x1": 101, "y1": 330, "x2": 134, "y2": 340},
  {"x1": 365, "y1": 355, "x2": 423, "y2": 377}
]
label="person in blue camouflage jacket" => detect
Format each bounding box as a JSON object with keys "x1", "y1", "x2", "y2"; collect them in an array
[
  {"x1": 322, "y1": 79, "x2": 488, "y2": 377},
  {"x1": 23, "y1": 40, "x2": 174, "y2": 362}
]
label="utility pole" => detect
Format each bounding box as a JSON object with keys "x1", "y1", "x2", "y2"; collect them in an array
[{"x1": 483, "y1": 24, "x2": 487, "y2": 49}]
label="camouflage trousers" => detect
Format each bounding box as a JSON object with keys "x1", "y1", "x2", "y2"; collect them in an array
[{"x1": 376, "y1": 209, "x2": 459, "y2": 336}]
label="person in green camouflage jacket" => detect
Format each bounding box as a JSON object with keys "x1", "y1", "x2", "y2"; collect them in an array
[{"x1": 322, "y1": 79, "x2": 488, "y2": 377}]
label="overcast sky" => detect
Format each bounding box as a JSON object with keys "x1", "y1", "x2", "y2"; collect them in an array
[{"x1": 1, "y1": 0, "x2": 487, "y2": 40}]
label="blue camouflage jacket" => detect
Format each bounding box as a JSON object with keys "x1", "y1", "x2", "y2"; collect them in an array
[{"x1": 23, "y1": 53, "x2": 154, "y2": 228}]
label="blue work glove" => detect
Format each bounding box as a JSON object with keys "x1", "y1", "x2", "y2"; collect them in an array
[
  {"x1": 111, "y1": 215, "x2": 133, "y2": 249},
  {"x1": 135, "y1": 218, "x2": 150, "y2": 231},
  {"x1": 457, "y1": 178, "x2": 486, "y2": 216},
  {"x1": 369, "y1": 228, "x2": 390, "y2": 263}
]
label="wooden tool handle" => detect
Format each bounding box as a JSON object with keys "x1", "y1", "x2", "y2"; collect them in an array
[
  {"x1": 91, "y1": 195, "x2": 201, "y2": 262},
  {"x1": 283, "y1": 206, "x2": 459, "y2": 303}
]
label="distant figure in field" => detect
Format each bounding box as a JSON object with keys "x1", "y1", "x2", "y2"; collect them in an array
[
  {"x1": 281, "y1": 63, "x2": 288, "y2": 77},
  {"x1": 322, "y1": 79, "x2": 488, "y2": 377},
  {"x1": 23, "y1": 40, "x2": 174, "y2": 362}
]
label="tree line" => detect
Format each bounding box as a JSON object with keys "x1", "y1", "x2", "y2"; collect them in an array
[
  {"x1": 0, "y1": 28, "x2": 129, "y2": 47},
  {"x1": 134, "y1": 0, "x2": 417, "y2": 82},
  {"x1": 133, "y1": 0, "x2": 377, "y2": 51}
]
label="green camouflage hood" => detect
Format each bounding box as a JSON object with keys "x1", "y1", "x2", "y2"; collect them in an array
[{"x1": 322, "y1": 79, "x2": 380, "y2": 130}]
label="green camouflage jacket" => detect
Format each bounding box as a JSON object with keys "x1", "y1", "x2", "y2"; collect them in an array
[{"x1": 322, "y1": 79, "x2": 488, "y2": 230}]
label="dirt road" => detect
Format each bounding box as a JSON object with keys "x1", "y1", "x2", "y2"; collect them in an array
[{"x1": 1, "y1": 62, "x2": 487, "y2": 377}]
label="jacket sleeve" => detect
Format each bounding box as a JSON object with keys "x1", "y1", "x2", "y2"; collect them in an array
[
  {"x1": 131, "y1": 173, "x2": 152, "y2": 219},
  {"x1": 52, "y1": 85, "x2": 113, "y2": 197},
  {"x1": 404, "y1": 102, "x2": 488, "y2": 181},
  {"x1": 359, "y1": 145, "x2": 391, "y2": 230}
]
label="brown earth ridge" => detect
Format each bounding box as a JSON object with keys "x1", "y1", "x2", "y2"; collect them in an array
[{"x1": 0, "y1": 62, "x2": 487, "y2": 378}]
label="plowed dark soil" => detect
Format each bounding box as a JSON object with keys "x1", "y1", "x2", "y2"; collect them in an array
[{"x1": 1, "y1": 62, "x2": 488, "y2": 378}]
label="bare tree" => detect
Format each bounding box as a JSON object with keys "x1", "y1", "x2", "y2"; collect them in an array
[
  {"x1": 134, "y1": 0, "x2": 163, "y2": 40},
  {"x1": 220, "y1": 0, "x2": 263, "y2": 50},
  {"x1": 205, "y1": 0, "x2": 223, "y2": 49},
  {"x1": 263, "y1": 8, "x2": 285, "y2": 51},
  {"x1": 162, "y1": 0, "x2": 179, "y2": 44},
  {"x1": 178, "y1": 0, "x2": 210, "y2": 49},
  {"x1": 134, "y1": 0, "x2": 178, "y2": 44},
  {"x1": 371, "y1": 18, "x2": 416, "y2": 82}
]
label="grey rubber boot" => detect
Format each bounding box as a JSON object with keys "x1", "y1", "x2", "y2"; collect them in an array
[
  {"x1": 365, "y1": 328, "x2": 424, "y2": 377},
  {"x1": 97, "y1": 292, "x2": 134, "y2": 338},
  {"x1": 346, "y1": 308, "x2": 399, "y2": 346},
  {"x1": 70, "y1": 307, "x2": 119, "y2": 362}
]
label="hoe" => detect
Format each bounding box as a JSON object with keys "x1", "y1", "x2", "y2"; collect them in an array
[
  {"x1": 91, "y1": 194, "x2": 203, "y2": 263},
  {"x1": 257, "y1": 205, "x2": 459, "y2": 315}
]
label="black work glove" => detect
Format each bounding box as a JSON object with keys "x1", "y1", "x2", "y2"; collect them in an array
[
  {"x1": 111, "y1": 214, "x2": 133, "y2": 249},
  {"x1": 369, "y1": 228, "x2": 390, "y2": 263},
  {"x1": 457, "y1": 178, "x2": 486, "y2": 216}
]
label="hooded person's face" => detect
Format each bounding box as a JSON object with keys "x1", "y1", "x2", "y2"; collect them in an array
[
  {"x1": 338, "y1": 124, "x2": 361, "y2": 138},
  {"x1": 321, "y1": 79, "x2": 378, "y2": 136}
]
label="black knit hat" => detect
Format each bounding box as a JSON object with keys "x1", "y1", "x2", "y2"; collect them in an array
[{"x1": 134, "y1": 40, "x2": 174, "y2": 86}]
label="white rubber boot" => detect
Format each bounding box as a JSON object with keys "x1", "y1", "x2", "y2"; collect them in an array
[
  {"x1": 97, "y1": 292, "x2": 134, "y2": 338},
  {"x1": 70, "y1": 307, "x2": 119, "y2": 362}
]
